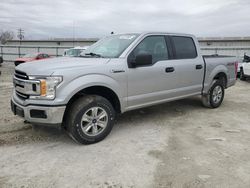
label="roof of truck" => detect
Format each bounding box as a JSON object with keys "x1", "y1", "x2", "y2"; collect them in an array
[
  {"x1": 139, "y1": 31, "x2": 195, "y2": 37},
  {"x1": 114, "y1": 32, "x2": 196, "y2": 38}
]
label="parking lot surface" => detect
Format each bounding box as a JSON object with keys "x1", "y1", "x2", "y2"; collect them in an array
[{"x1": 0, "y1": 62, "x2": 250, "y2": 188}]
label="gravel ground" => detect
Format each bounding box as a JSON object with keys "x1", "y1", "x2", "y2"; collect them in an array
[{"x1": 0, "y1": 62, "x2": 250, "y2": 188}]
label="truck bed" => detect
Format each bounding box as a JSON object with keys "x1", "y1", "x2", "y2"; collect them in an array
[{"x1": 202, "y1": 55, "x2": 238, "y2": 93}]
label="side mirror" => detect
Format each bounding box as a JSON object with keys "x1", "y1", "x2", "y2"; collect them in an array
[{"x1": 130, "y1": 53, "x2": 152, "y2": 68}]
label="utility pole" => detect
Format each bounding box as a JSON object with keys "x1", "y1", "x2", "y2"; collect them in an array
[{"x1": 17, "y1": 28, "x2": 24, "y2": 45}]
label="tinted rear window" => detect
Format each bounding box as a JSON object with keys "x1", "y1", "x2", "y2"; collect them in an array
[{"x1": 172, "y1": 36, "x2": 197, "y2": 59}]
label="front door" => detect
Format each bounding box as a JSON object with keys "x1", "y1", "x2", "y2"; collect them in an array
[{"x1": 126, "y1": 35, "x2": 177, "y2": 109}]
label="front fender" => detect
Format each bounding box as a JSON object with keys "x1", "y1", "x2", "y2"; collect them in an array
[{"x1": 56, "y1": 74, "x2": 125, "y2": 106}]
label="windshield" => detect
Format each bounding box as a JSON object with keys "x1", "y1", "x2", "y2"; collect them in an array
[
  {"x1": 23, "y1": 53, "x2": 37, "y2": 58},
  {"x1": 65, "y1": 49, "x2": 84, "y2": 57},
  {"x1": 83, "y1": 34, "x2": 139, "y2": 58}
]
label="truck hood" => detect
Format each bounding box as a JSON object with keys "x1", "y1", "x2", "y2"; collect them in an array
[{"x1": 15, "y1": 57, "x2": 110, "y2": 75}]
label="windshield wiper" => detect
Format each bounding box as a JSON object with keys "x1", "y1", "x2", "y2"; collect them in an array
[{"x1": 83, "y1": 52, "x2": 102, "y2": 58}]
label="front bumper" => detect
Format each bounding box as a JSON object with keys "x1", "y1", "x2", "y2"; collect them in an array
[{"x1": 11, "y1": 98, "x2": 66, "y2": 125}]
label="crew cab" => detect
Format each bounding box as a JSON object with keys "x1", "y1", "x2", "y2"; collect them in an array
[{"x1": 11, "y1": 32, "x2": 238, "y2": 144}]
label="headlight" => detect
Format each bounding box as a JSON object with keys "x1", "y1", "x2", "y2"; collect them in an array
[{"x1": 30, "y1": 76, "x2": 63, "y2": 100}]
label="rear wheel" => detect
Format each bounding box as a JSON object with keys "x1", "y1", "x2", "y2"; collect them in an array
[
  {"x1": 65, "y1": 95, "x2": 115, "y2": 144},
  {"x1": 240, "y1": 69, "x2": 246, "y2": 81},
  {"x1": 202, "y1": 80, "x2": 225, "y2": 108}
]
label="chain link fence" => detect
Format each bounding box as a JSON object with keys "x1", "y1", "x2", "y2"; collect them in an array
[
  {"x1": 1, "y1": 45, "x2": 250, "y2": 62},
  {"x1": 0, "y1": 45, "x2": 73, "y2": 62}
]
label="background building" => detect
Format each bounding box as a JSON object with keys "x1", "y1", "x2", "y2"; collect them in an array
[{"x1": 1, "y1": 37, "x2": 250, "y2": 62}]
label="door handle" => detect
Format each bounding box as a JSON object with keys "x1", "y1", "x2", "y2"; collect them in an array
[
  {"x1": 110, "y1": 69, "x2": 125, "y2": 73},
  {"x1": 196, "y1": 65, "x2": 203, "y2": 69},
  {"x1": 165, "y1": 67, "x2": 175, "y2": 73}
]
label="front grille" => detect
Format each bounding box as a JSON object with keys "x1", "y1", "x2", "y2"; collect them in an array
[
  {"x1": 15, "y1": 70, "x2": 28, "y2": 80},
  {"x1": 14, "y1": 70, "x2": 41, "y2": 101},
  {"x1": 16, "y1": 90, "x2": 29, "y2": 100},
  {"x1": 14, "y1": 70, "x2": 29, "y2": 100}
]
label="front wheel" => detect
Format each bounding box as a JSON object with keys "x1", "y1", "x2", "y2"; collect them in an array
[
  {"x1": 202, "y1": 80, "x2": 225, "y2": 108},
  {"x1": 65, "y1": 95, "x2": 115, "y2": 144},
  {"x1": 14, "y1": 62, "x2": 21, "y2": 66}
]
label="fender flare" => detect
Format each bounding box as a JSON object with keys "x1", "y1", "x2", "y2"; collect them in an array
[{"x1": 203, "y1": 65, "x2": 228, "y2": 94}]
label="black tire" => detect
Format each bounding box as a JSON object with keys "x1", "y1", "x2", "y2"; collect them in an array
[
  {"x1": 202, "y1": 80, "x2": 225, "y2": 108},
  {"x1": 240, "y1": 69, "x2": 246, "y2": 81},
  {"x1": 65, "y1": 95, "x2": 115, "y2": 144},
  {"x1": 14, "y1": 62, "x2": 20, "y2": 66}
]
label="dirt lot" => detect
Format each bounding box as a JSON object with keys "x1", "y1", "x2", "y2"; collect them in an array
[{"x1": 0, "y1": 62, "x2": 250, "y2": 188}]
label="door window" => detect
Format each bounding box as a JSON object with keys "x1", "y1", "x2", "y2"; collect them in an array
[
  {"x1": 43, "y1": 54, "x2": 49, "y2": 58},
  {"x1": 37, "y1": 54, "x2": 43, "y2": 59},
  {"x1": 171, "y1": 36, "x2": 197, "y2": 59},
  {"x1": 131, "y1": 36, "x2": 169, "y2": 64}
]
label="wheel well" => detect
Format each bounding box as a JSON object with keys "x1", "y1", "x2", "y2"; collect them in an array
[
  {"x1": 214, "y1": 72, "x2": 227, "y2": 88},
  {"x1": 63, "y1": 86, "x2": 121, "y2": 123}
]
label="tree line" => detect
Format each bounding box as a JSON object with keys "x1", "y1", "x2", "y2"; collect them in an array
[{"x1": 0, "y1": 30, "x2": 14, "y2": 44}]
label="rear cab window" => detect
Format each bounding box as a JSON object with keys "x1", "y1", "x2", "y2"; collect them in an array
[{"x1": 171, "y1": 36, "x2": 197, "y2": 59}]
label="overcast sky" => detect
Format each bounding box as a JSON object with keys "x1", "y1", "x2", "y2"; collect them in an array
[{"x1": 0, "y1": 0, "x2": 250, "y2": 39}]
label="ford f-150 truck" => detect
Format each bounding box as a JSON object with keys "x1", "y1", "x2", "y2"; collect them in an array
[{"x1": 11, "y1": 32, "x2": 238, "y2": 144}]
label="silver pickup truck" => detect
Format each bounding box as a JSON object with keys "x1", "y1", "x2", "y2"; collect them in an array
[{"x1": 11, "y1": 32, "x2": 238, "y2": 144}]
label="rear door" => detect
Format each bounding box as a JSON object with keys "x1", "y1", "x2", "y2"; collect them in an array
[{"x1": 169, "y1": 36, "x2": 204, "y2": 95}]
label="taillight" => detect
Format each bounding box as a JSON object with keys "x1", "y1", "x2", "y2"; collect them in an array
[{"x1": 235, "y1": 61, "x2": 238, "y2": 79}]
